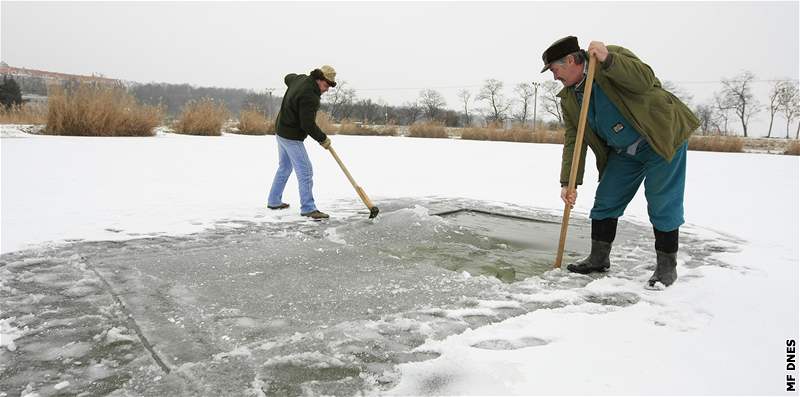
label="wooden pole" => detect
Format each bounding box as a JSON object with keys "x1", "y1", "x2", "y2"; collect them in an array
[
  {"x1": 554, "y1": 54, "x2": 597, "y2": 268},
  {"x1": 327, "y1": 146, "x2": 378, "y2": 217}
]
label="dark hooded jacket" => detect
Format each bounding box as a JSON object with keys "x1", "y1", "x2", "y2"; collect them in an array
[{"x1": 275, "y1": 73, "x2": 327, "y2": 143}]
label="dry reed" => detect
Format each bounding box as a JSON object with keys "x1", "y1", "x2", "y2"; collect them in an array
[
  {"x1": 688, "y1": 135, "x2": 744, "y2": 153},
  {"x1": 236, "y1": 107, "x2": 274, "y2": 135},
  {"x1": 44, "y1": 84, "x2": 163, "y2": 136},
  {"x1": 0, "y1": 103, "x2": 47, "y2": 125},
  {"x1": 409, "y1": 121, "x2": 448, "y2": 138},
  {"x1": 173, "y1": 98, "x2": 229, "y2": 136}
]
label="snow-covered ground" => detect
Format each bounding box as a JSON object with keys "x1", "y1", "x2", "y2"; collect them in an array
[{"x1": 1, "y1": 126, "x2": 798, "y2": 395}]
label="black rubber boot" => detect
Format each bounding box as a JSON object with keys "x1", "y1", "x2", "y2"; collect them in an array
[
  {"x1": 567, "y1": 239, "x2": 612, "y2": 274},
  {"x1": 566, "y1": 218, "x2": 617, "y2": 274},
  {"x1": 648, "y1": 251, "x2": 678, "y2": 287},
  {"x1": 648, "y1": 228, "x2": 679, "y2": 287}
]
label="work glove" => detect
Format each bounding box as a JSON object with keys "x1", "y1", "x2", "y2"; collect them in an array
[{"x1": 320, "y1": 137, "x2": 332, "y2": 150}]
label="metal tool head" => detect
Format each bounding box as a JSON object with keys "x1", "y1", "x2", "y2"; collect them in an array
[{"x1": 369, "y1": 207, "x2": 380, "y2": 219}]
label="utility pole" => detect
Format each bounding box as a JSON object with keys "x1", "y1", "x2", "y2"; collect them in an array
[
  {"x1": 265, "y1": 88, "x2": 275, "y2": 117},
  {"x1": 531, "y1": 82, "x2": 541, "y2": 129}
]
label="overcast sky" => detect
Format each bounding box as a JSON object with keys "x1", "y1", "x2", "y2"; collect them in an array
[{"x1": 2, "y1": 1, "x2": 798, "y2": 135}]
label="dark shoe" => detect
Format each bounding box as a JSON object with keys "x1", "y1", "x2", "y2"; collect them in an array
[
  {"x1": 301, "y1": 210, "x2": 329, "y2": 220},
  {"x1": 566, "y1": 240, "x2": 612, "y2": 274},
  {"x1": 648, "y1": 251, "x2": 678, "y2": 287},
  {"x1": 268, "y1": 203, "x2": 290, "y2": 210}
]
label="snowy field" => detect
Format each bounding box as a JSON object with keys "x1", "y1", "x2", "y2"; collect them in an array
[{"x1": 1, "y1": 127, "x2": 798, "y2": 396}]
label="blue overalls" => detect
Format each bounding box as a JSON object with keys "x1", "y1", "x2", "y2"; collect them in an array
[{"x1": 578, "y1": 83, "x2": 687, "y2": 232}]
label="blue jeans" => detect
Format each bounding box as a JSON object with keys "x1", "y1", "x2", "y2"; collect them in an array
[
  {"x1": 590, "y1": 140, "x2": 687, "y2": 232},
  {"x1": 268, "y1": 135, "x2": 317, "y2": 214}
]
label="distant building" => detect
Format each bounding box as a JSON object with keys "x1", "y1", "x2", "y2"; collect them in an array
[{"x1": 0, "y1": 62, "x2": 121, "y2": 86}]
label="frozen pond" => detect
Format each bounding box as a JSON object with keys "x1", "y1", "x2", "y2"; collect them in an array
[{"x1": 0, "y1": 198, "x2": 733, "y2": 396}]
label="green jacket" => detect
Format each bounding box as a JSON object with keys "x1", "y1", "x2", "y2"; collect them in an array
[
  {"x1": 275, "y1": 73, "x2": 328, "y2": 143},
  {"x1": 558, "y1": 45, "x2": 700, "y2": 186}
]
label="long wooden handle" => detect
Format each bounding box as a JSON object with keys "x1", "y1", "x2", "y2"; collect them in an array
[
  {"x1": 328, "y1": 146, "x2": 375, "y2": 209},
  {"x1": 554, "y1": 55, "x2": 597, "y2": 268}
]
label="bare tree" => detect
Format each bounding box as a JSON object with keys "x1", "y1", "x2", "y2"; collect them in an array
[
  {"x1": 513, "y1": 82, "x2": 535, "y2": 126},
  {"x1": 400, "y1": 101, "x2": 422, "y2": 125},
  {"x1": 325, "y1": 80, "x2": 356, "y2": 120},
  {"x1": 354, "y1": 98, "x2": 380, "y2": 123},
  {"x1": 540, "y1": 81, "x2": 563, "y2": 125},
  {"x1": 324, "y1": 80, "x2": 356, "y2": 121},
  {"x1": 478, "y1": 78, "x2": 510, "y2": 125},
  {"x1": 693, "y1": 103, "x2": 714, "y2": 135},
  {"x1": 662, "y1": 81, "x2": 693, "y2": 106},
  {"x1": 776, "y1": 81, "x2": 800, "y2": 139},
  {"x1": 419, "y1": 89, "x2": 446, "y2": 121},
  {"x1": 712, "y1": 92, "x2": 733, "y2": 134},
  {"x1": 765, "y1": 80, "x2": 790, "y2": 138},
  {"x1": 441, "y1": 109, "x2": 461, "y2": 127},
  {"x1": 720, "y1": 71, "x2": 759, "y2": 137},
  {"x1": 457, "y1": 89, "x2": 472, "y2": 127}
]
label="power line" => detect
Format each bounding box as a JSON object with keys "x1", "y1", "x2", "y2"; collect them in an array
[
  {"x1": 355, "y1": 84, "x2": 482, "y2": 91},
  {"x1": 668, "y1": 79, "x2": 799, "y2": 85},
  {"x1": 346, "y1": 79, "x2": 798, "y2": 92}
]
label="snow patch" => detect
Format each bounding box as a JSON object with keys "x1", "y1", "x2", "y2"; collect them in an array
[
  {"x1": 248, "y1": 377, "x2": 268, "y2": 397},
  {"x1": 1, "y1": 124, "x2": 43, "y2": 138},
  {"x1": 263, "y1": 351, "x2": 350, "y2": 369},
  {"x1": 324, "y1": 227, "x2": 348, "y2": 245},
  {"x1": 53, "y1": 381, "x2": 70, "y2": 390},
  {"x1": 105, "y1": 327, "x2": 137, "y2": 344},
  {"x1": 0, "y1": 317, "x2": 25, "y2": 351},
  {"x1": 213, "y1": 345, "x2": 253, "y2": 360}
]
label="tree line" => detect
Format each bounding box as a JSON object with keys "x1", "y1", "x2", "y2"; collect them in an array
[
  {"x1": 323, "y1": 73, "x2": 799, "y2": 138},
  {"x1": 685, "y1": 72, "x2": 799, "y2": 139},
  {"x1": 129, "y1": 83, "x2": 281, "y2": 118},
  {"x1": 3, "y1": 73, "x2": 565, "y2": 128},
  {"x1": 320, "y1": 79, "x2": 565, "y2": 129},
  {"x1": 4, "y1": 71, "x2": 799, "y2": 138}
]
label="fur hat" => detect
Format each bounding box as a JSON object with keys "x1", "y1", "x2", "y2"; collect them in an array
[
  {"x1": 541, "y1": 36, "x2": 580, "y2": 73},
  {"x1": 310, "y1": 65, "x2": 337, "y2": 87}
]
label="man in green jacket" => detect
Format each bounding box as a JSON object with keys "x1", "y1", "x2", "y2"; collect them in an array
[
  {"x1": 267, "y1": 65, "x2": 336, "y2": 220},
  {"x1": 541, "y1": 36, "x2": 700, "y2": 288}
]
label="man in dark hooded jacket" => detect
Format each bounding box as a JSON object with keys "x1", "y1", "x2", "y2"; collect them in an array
[{"x1": 267, "y1": 65, "x2": 337, "y2": 220}]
